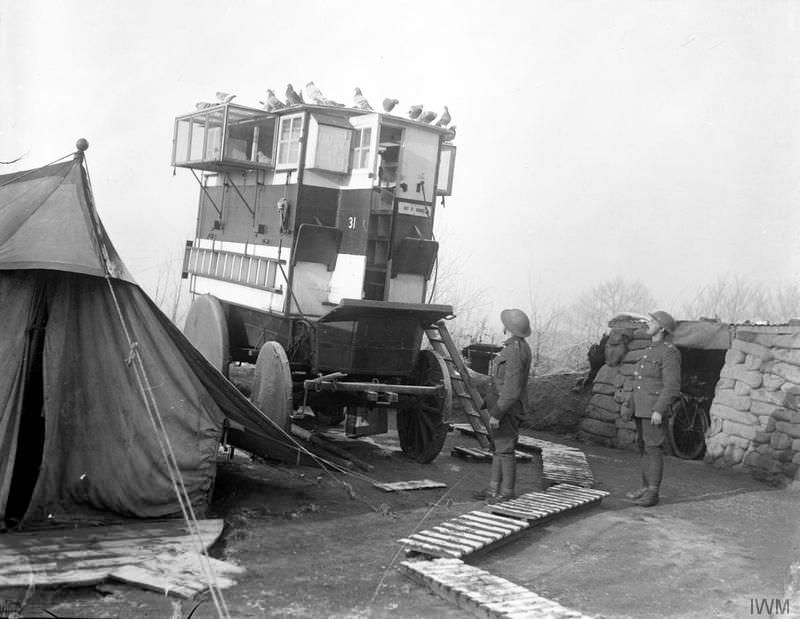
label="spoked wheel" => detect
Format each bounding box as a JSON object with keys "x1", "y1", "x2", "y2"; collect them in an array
[
  {"x1": 398, "y1": 350, "x2": 452, "y2": 464},
  {"x1": 668, "y1": 396, "x2": 709, "y2": 460},
  {"x1": 183, "y1": 294, "x2": 231, "y2": 377},
  {"x1": 250, "y1": 342, "x2": 293, "y2": 433}
]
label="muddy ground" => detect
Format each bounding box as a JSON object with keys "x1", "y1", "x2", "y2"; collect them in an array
[{"x1": 6, "y1": 404, "x2": 799, "y2": 619}]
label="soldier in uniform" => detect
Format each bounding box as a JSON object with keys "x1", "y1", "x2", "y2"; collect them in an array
[
  {"x1": 473, "y1": 308, "x2": 532, "y2": 502},
  {"x1": 621, "y1": 310, "x2": 681, "y2": 507}
]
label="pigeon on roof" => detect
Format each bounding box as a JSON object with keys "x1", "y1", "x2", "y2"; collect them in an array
[
  {"x1": 264, "y1": 89, "x2": 285, "y2": 111},
  {"x1": 195, "y1": 102, "x2": 214, "y2": 110},
  {"x1": 303, "y1": 81, "x2": 344, "y2": 106},
  {"x1": 216, "y1": 91, "x2": 237, "y2": 103},
  {"x1": 286, "y1": 84, "x2": 303, "y2": 105},
  {"x1": 418, "y1": 110, "x2": 437, "y2": 124},
  {"x1": 304, "y1": 81, "x2": 327, "y2": 104},
  {"x1": 382, "y1": 98, "x2": 399, "y2": 113},
  {"x1": 443, "y1": 125, "x2": 457, "y2": 142},
  {"x1": 408, "y1": 105, "x2": 423, "y2": 119},
  {"x1": 435, "y1": 106, "x2": 451, "y2": 127},
  {"x1": 353, "y1": 88, "x2": 372, "y2": 111}
]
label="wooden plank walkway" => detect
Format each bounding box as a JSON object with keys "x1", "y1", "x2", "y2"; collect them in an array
[
  {"x1": 487, "y1": 484, "x2": 609, "y2": 522},
  {"x1": 397, "y1": 484, "x2": 607, "y2": 559},
  {"x1": 453, "y1": 424, "x2": 595, "y2": 488},
  {"x1": 401, "y1": 557, "x2": 595, "y2": 618},
  {"x1": 0, "y1": 519, "x2": 243, "y2": 598},
  {"x1": 373, "y1": 479, "x2": 448, "y2": 492},
  {"x1": 451, "y1": 446, "x2": 532, "y2": 463},
  {"x1": 398, "y1": 511, "x2": 529, "y2": 559}
]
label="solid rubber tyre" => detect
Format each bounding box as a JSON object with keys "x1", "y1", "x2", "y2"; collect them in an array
[
  {"x1": 183, "y1": 294, "x2": 230, "y2": 377},
  {"x1": 250, "y1": 341, "x2": 293, "y2": 433}
]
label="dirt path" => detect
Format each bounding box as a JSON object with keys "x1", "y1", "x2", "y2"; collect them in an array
[{"x1": 4, "y1": 424, "x2": 798, "y2": 618}]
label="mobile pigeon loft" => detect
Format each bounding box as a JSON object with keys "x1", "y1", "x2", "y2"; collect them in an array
[{"x1": 171, "y1": 95, "x2": 486, "y2": 462}]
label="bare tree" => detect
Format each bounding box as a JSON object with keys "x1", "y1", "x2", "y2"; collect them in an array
[
  {"x1": 568, "y1": 277, "x2": 656, "y2": 342},
  {"x1": 428, "y1": 252, "x2": 492, "y2": 348},
  {"x1": 682, "y1": 275, "x2": 770, "y2": 323},
  {"x1": 770, "y1": 282, "x2": 800, "y2": 322}
]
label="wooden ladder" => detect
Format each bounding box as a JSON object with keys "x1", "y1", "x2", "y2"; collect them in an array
[{"x1": 425, "y1": 320, "x2": 492, "y2": 449}]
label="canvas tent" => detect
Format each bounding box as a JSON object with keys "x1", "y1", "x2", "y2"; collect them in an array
[{"x1": 0, "y1": 155, "x2": 295, "y2": 526}]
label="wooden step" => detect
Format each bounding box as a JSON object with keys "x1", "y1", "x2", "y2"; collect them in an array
[{"x1": 400, "y1": 557, "x2": 595, "y2": 618}]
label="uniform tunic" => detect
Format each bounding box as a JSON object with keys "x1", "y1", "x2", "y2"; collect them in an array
[
  {"x1": 630, "y1": 340, "x2": 681, "y2": 418},
  {"x1": 627, "y1": 340, "x2": 681, "y2": 451},
  {"x1": 489, "y1": 336, "x2": 532, "y2": 454}
]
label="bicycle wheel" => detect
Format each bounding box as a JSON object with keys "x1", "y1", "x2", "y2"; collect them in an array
[{"x1": 668, "y1": 397, "x2": 709, "y2": 460}]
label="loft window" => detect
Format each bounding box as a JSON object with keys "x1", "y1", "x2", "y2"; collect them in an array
[
  {"x1": 352, "y1": 127, "x2": 372, "y2": 169},
  {"x1": 277, "y1": 115, "x2": 303, "y2": 167}
]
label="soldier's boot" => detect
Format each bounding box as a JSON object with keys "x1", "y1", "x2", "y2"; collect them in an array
[
  {"x1": 490, "y1": 454, "x2": 517, "y2": 502},
  {"x1": 472, "y1": 456, "x2": 502, "y2": 501},
  {"x1": 625, "y1": 466, "x2": 649, "y2": 500},
  {"x1": 633, "y1": 453, "x2": 663, "y2": 507}
]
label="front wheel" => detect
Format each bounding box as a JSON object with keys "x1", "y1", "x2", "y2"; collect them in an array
[
  {"x1": 397, "y1": 350, "x2": 452, "y2": 464},
  {"x1": 668, "y1": 396, "x2": 709, "y2": 460}
]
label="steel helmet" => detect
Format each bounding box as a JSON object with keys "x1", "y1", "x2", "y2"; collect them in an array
[
  {"x1": 649, "y1": 310, "x2": 677, "y2": 334},
  {"x1": 501, "y1": 308, "x2": 532, "y2": 338}
]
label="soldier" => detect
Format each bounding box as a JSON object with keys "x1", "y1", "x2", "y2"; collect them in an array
[
  {"x1": 473, "y1": 308, "x2": 532, "y2": 502},
  {"x1": 621, "y1": 310, "x2": 682, "y2": 507}
]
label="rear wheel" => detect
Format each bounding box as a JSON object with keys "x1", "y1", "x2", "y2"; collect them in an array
[
  {"x1": 183, "y1": 294, "x2": 230, "y2": 377},
  {"x1": 398, "y1": 350, "x2": 452, "y2": 463},
  {"x1": 250, "y1": 342, "x2": 293, "y2": 433},
  {"x1": 668, "y1": 396, "x2": 709, "y2": 460}
]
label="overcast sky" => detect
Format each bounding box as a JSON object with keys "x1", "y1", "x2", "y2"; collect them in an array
[{"x1": 2, "y1": 1, "x2": 799, "y2": 329}]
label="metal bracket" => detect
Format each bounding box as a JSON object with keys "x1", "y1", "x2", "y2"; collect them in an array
[
  {"x1": 191, "y1": 169, "x2": 223, "y2": 218},
  {"x1": 224, "y1": 171, "x2": 256, "y2": 220}
]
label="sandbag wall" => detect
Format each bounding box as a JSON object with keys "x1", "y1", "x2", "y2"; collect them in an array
[
  {"x1": 577, "y1": 324, "x2": 650, "y2": 449},
  {"x1": 706, "y1": 328, "x2": 800, "y2": 485}
]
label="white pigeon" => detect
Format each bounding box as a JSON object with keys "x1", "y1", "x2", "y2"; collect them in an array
[
  {"x1": 353, "y1": 87, "x2": 372, "y2": 110},
  {"x1": 304, "y1": 81, "x2": 327, "y2": 104},
  {"x1": 216, "y1": 91, "x2": 237, "y2": 103}
]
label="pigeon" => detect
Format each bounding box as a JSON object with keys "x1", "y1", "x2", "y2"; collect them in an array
[
  {"x1": 418, "y1": 110, "x2": 437, "y2": 124},
  {"x1": 408, "y1": 105, "x2": 423, "y2": 119},
  {"x1": 382, "y1": 98, "x2": 399, "y2": 113},
  {"x1": 352, "y1": 87, "x2": 372, "y2": 110},
  {"x1": 435, "y1": 106, "x2": 451, "y2": 127},
  {"x1": 286, "y1": 83, "x2": 303, "y2": 105},
  {"x1": 216, "y1": 91, "x2": 237, "y2": 103},
  {"x1": 443, "y1": 125, "x2": 457, "y2": 142},
  {"x1": 195, "y1": 102, "x2": 214, "y2": 110},
  {"x1": 304, "y1": 81, "x2": 327, "y2": 104},
  {"x1": 264, "y1": 89, "x2": 285, "y2": 111}
]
